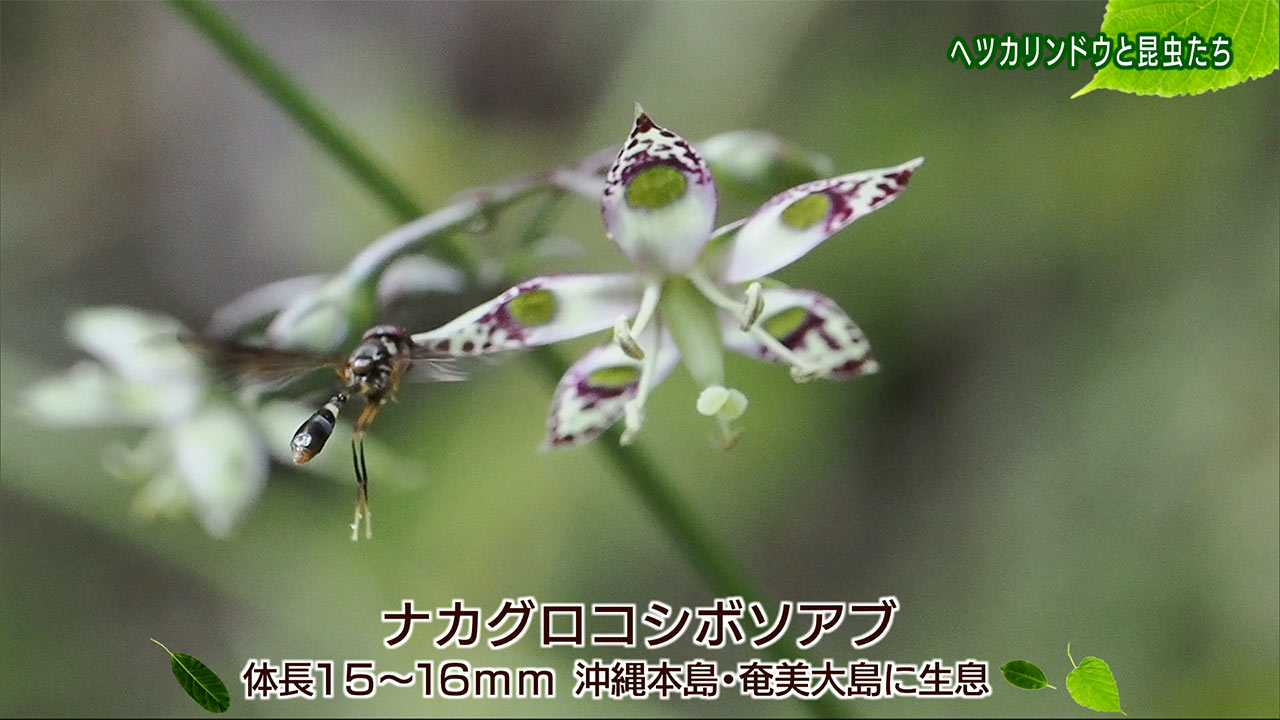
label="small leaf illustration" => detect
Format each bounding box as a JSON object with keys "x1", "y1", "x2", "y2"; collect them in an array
[
  {"x1": 1000, "y1": 659, "x2": 1056, "y2": 690},
  {"x1": 152, "y1": 638, "x2": 231, "y2": 713},
  {"x1": 1073, "y1": 0, "x2": 1279, "y2": 98},
  {"x1": 1066, "y1": 654, "x2": 1125, "y2": 714}
]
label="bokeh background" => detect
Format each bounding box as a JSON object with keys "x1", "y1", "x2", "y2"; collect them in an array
[{"x1": 2, "y1": 1, "x2": 1276, "y2": 717}]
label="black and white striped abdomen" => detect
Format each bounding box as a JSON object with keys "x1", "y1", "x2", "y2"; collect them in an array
[{"x1": 291, "y1": 394, "x2": 346, "y2": 463}]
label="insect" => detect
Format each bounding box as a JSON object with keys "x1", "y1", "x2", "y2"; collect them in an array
[{"x1": 185, "y1": 325, "x2": 463, "y2": 541}]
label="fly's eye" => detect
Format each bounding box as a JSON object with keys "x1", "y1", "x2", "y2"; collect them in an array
[{"x1": 351, "y1": 357, "x2": 372, "y2": 372}]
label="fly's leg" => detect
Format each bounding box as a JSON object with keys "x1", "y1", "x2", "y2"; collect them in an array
[
  {"x1": 349, "y1": 401, "x2": 384, "y2": 541},
  {"x1": 350, "y1": 436, "x2": 371, "y2": 541}
]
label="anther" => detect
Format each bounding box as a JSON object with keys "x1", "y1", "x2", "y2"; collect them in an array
[
  {"x1": 740, "y1": 282, "x2": 764, "y2": 331},
  {"x1": 613, "y1": 316, "x2": 646, "y2": 360}
]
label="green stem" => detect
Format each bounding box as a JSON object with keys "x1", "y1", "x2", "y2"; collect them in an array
[
  {"x1": 517, "y1": 190, "x2": 568, "y2": 250},
  {"x1": 346, "y1": 177, "x2": 545, "y2": 284},
  {"x1": 167, "y1": 0, "x2": 474, "y2": 275},
  {"x1": 170, "y1": 3, "x2": 843, "y2": 716},
  {"x1": 150, "y1": 637, "x2": 176, "y2": 659},
  {"x1": 523, "y1": 349, "x2": 757, "y2": 599}
]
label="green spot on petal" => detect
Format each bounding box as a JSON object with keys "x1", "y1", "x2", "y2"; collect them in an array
[
  {"x1": 508, "y1": 288, "x2": 557, "y2": 327},
  {"x1": 625, "y1": 165, "x2": 687, "y2": 210},
  {"x1": 780, "y1": 193, "x2": 830, "y2": 229},
  {"x1": 588, "y1": 365, "x2": 639, "y2": 388},
  {"x1": 762, "y1": 306, "x2": 808, "y2": 340}
]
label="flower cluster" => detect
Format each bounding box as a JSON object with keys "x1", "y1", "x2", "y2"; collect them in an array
[
  {"x1": 414, "y1": 107, "x2": 921, "y2": 448},
  {"x1": 25, "y1": 108, "x2": 921, "y2": 537}
]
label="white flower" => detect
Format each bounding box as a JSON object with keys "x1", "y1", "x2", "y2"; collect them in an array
[
  {"x1": 23, "y1": 307, "x2": 268, "y2": 536},
  {"x1": 414, "y1": 106, "x2": 923, "y2": 448}
]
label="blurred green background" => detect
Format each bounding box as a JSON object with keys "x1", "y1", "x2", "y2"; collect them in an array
[{"x1": 2, "y1": 1, "x2": 1276, "y2": 717}]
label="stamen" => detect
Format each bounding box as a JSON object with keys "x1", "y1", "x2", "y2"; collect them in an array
[
  {"x1": 629, "y1": 283, "x2": 662, "y2": 339},
  {"x1": 613, "y1": 283, "x2": 662, "y2": 361},
  {"x1": 685, "y1": 269, "x2": 746, "y2": 314},
  {"x1": 686, "y1": 270, "x2": 826, "y2": 380},
  {"x1": 621, "y1": 399, "x2": 643, "y2": 446},
  {"x1": 752, "y1": 326, "x2": 824, "y2": 382},
  {"x1": 741, "y1": 282, "x2": 764, "y2": 330},
  {"x1": 613, "y1": 316, "x2": 644, "y2": 360},
  {"x1": 620, "y1": 317, "x2": 663, "y2": 446},
  {"x1": 686, "y1": 271, "x2": 763, "y2": 331}
]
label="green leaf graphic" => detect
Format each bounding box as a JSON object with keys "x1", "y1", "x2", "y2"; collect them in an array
[
  {"x1": 152, "y1": 639, "x2": 231, "y2": 714},
  {"x1": 1000, "y1": 659, "x2": 1057, "y2": 690},
  {"x1": 1074, "y1": 0, "x2": 1279, "y2": 97},
  {"x1": 1066, "y1": 655, "x2": 1126, "y2": 714}
]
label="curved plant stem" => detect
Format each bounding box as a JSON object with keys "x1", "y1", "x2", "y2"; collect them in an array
[
  {"x1": 168, "y1": 2, "x2": 844, "y2": 716},
  {"x1": 167, "y1": 0, "x2": 474, "y2": 275},
  {"x1": 522, "y1": 349, "x2": 759, "y2": 600}
]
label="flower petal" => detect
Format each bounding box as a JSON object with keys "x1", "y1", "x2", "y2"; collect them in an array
[
  {"x1": 412, "y1": 273, "x2": 644, "y2": 356},
  {"x1": 265, "y1": 275, "x2": 361, "y2": 353},
  {"x1": 545, "y1": 331, "x2": 680, "y2": 448},
  {"x1": 67, "y1": 306, "x2": 202, "y2": 382},
  {"x1": 25, "y1": 362, "x2": 202, "y2": 427},
  {"x1": 722, "y1": 287, "x2": 878, "y2": 379},
  {"x1": 205, "y1": 274, "x2": 327, "y2": 338},
  {"x1": 699, "y1": 130, "x2": 834, "y2": 195},
  {"x1": 713, "y1": 157, "x2": 923, "y2": 283},
  {"x1": 602, "y1": 108, "x2": 717, "y2": 274},
  {"x1": 375, "y1": 254, "x2": 467, "y2": 307},
  {"x1": 169, "y1": 402, "x2": 269, "y2": 538}
]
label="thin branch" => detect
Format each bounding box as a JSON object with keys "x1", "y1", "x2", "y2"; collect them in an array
[{"x1": 167, "y1": 0, "x2": 475, "y2": 274}]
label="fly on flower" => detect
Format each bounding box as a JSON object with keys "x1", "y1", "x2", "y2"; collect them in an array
[
  {"x1": 185, "y1": 325, "x2": 464, "y2": 540},
  {"x1": 413, "y1": 105, "x2": 922, "y2": 448}
]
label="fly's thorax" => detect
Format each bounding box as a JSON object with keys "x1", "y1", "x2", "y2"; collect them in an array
[
  {"x1": 347, "y1": 325, "x2": 412, "y2": 401},
  {"x1": 359, "y1": 324, "x2": 411, "y2": 352}
]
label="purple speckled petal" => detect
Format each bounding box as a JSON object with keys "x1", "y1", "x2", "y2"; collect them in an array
[
  {"x1": 713, "y1": 158, "x2": 923, "y2": 283},
  {"x1": 721, "y1": 287, "x2": 878, "y2": 379},
  {"x1": 411, "y1": 273, "x2": 644, "y2": 356},
  {"x1": 545, "y1": 330, "x2": 680, "y2": 448},
  {"x1": 601, "y1": 109, "x2": 717, "y2": 274}
]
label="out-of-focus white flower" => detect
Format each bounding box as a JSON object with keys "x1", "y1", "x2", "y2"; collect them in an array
[{"x1": 25, "y1": 307, "x2": 267, "y2": 537}]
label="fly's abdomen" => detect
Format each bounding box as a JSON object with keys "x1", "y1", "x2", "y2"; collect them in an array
[{"x1": 291, "y1": 394, "x2": 347, "y2": 463}]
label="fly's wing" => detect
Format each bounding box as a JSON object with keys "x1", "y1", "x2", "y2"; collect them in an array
[
  {"x1": 402, "y1": 342, "x2": 499, "y2": 383},
  {"x1": 179, "y1": 334, "x2": 346, "y2": 390}
]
